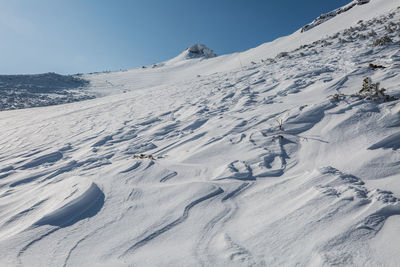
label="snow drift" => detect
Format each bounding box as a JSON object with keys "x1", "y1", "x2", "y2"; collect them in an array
[{"x1": 0, "y1": 0, "x2": 400, "y2": 266}]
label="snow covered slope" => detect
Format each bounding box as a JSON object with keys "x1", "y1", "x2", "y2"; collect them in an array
[
  {"x1": 300, "y1": 0, "x2": 371, "y2": 33},
  {"x1": 1, "y1": 0, "x2": 400, "y2": 266},
  {"x1": 83, "y1": 0, "x2": 398, "y2": 97}
]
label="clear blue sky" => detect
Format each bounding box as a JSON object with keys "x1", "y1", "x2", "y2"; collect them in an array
[{"x1": 0, "y1": 0, "x2": 350, "y2": 74}]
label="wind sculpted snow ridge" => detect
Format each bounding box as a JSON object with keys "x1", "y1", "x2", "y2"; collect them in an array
[{"x1": 0, "y1": 2, "x2": 400, "y2": 267}]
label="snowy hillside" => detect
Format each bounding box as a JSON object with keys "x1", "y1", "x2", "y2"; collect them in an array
[
  {"x1": 0, "y1": 73, "x2": 93, "y2": 111},
  {"x1": 1, "y1": 0, "x2": 400, "y2": 266},
  {"x1": 300, "y1": 0, "x2": 371, "y2": 33}
]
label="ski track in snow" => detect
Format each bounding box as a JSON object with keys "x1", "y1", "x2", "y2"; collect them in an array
[{"x1": 0, "y1": 2, "x2": 400, "y2": 266}]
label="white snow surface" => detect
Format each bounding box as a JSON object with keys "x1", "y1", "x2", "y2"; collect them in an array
[{"x1": 1, "y1": 0, "x2": 400, "y2": 266}]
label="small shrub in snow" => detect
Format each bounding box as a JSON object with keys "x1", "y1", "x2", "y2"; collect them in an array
[
  {"x1": 368, "y1": 30, "x2": 377, "y2": 37},
  {"x1": 132, "y1": 154, "x2": 165, "y2": 160},
  {"x1": 359, "y1": 77, "x2": 373, "y2": 95},
  {"x1": 368, "y1": 63, "x2": 386, "y2": 69},
  {"x1": 133, "y1": 154, "x2": 154, "y2": 160},
  {"x1": 385, "y1": 23, "x2": 397, "y2": 33},
  {"x1": 330, "y1": 93, "x2": 345, "y2": 102},
  {"x1": 331, "y1": 32, "x2": 340, "y2": 39},
  {"x1": 276, "y1": 52, "x2": 289, "y2": 59},
  {"x1": 356, "y1": 33, "x2": 367, "y2": 40},
  {"x1": 331, "y1": 78, "x2": 398, "y2": 103},
  {"x1": 275, "y1": 118, "x2": 284, "y2": 131},
  {"x1": 321, "y1": 40, "x2": 333, "y2": 47},
  {"x1": 273, "y1": 134, "x2": 284, "y2": 140},
  {"x1": 358, "y1": 77, "x2": 397, "y2": 101},
  {"x1": 373, "y1": 36, "x2": 393, "y2": 46}
]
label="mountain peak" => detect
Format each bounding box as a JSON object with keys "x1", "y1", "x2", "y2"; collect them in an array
[
  {"x1": 184, "y1": 44, "x2": 217, "y2": 59},
  {"x1": 166, "y1": 43, "x2": 217, "y2": 65}
]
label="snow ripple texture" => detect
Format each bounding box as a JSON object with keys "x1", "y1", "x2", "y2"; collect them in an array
[{"x1": 0, "y1": 1, "x2": 400, "y2": 266}]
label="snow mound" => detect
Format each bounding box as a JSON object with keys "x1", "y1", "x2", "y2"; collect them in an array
[
  {"x1": 301, "y1": 0, "x2": 371, "y2": 33},
  {"x1": 34, "y1": 183, "x2": 104, "y2": 227}
]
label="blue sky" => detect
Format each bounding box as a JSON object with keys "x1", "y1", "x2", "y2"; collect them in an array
[{"x1": 0, "y1": 0, "x2": 350, "y2": 74}]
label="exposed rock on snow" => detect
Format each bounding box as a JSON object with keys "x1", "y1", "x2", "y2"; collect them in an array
[
  {"x1": 185, "y1": 44, "x2": 217, "y2": 59},
  {"x1": 166, "y1": 44, "x2": 217, "y2": 63}
]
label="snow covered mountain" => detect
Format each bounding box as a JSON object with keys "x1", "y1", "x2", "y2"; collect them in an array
[
  {"x1": 0, "y1": 0, "x2": 400, "y2": 266},
  {"x1": 174, "y1": 44, "x2": 217, "y2": 60}
]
